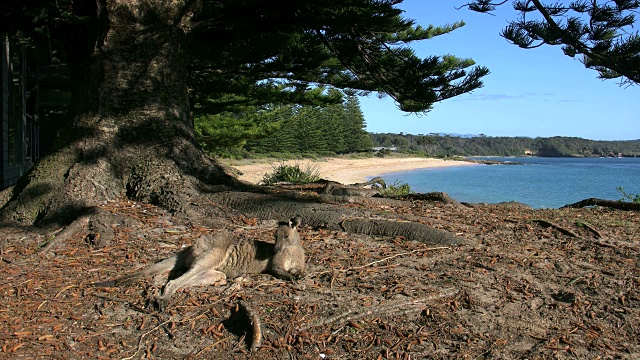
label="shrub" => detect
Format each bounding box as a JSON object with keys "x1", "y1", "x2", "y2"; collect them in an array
[
  {"x1": 379, "y1": 180, "x2": 412, "y2": 196},
  {"x1": 261, "y1": 163, "x2": 322, "y2": 185}
]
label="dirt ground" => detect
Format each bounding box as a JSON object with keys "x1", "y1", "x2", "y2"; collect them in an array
[{"x1": 0, "y1": 195, "x2": 638, "y2": 359}]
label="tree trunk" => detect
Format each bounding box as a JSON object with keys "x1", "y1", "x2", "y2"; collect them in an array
[{"x1": 0, "y1": 1, "x2": 239, "y2": 226}]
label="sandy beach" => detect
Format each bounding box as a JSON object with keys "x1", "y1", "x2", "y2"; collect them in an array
[{"x1": 228, "y1": 156, "x2": 476, "y2": 185}]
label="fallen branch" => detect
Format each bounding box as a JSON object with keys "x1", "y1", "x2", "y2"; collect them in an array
[
  {"x1": 299, "y1": 288, "x2": 459, "y2": 332},
  {"x1": 531, "y1": 219, "x2": 580, "y2": 238},
  {"x1": 36, "y1": 208, "x2": 100, "y2": 254},
  {"x1": 563, "y1": 198, "x2": 640, "y2": 211}
]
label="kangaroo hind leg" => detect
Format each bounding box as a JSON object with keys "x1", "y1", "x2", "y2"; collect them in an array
[
  {"x1": 157, "y1": 266, "x2": 227, "y2": 311},
  {"x1": 115, "y1": 254, "x2": 181, "y2": 286},
  {"x1": 91, "y1": 253, "x2": 181, "y2": 287}
]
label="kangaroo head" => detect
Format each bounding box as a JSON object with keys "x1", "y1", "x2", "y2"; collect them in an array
[{"x1": 274, "y1": 216, "x2": 302, "y2": 252}]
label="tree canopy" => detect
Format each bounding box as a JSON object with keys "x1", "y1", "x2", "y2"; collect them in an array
[
  {"x1": 466, "y1": 0, "x2": 640, "y2": 85},
  {"x1": 0, "y1": 0, "x2": 491, "y2": 115}
]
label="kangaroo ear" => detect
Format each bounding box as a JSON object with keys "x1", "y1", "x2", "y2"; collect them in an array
[{"x1": 289, "y1": 216, "x2": 301, "y2": 229}]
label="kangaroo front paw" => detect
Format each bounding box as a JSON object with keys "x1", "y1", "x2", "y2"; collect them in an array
[{"x1": 288, "y1": 269, "x2": 304, "y2": 280}]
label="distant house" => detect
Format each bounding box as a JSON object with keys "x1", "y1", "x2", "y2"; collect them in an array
[
  {"x1": 372, "y1": 146, "x2": 397, "y2": 152},
  {"x1": 1, "y1": 35, "x2": 69, "y2": 189}
]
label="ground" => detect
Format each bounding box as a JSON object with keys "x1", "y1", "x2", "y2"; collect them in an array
[{"x1": 0, "y1": 195, "x2": 638, "y2": 359}]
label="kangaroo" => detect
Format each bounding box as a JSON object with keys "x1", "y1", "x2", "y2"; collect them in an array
[{"x1": 94, "y1": 217, "x2": 305, "y2": 311}]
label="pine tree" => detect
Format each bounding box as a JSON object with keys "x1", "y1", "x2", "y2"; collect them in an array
[
  {"x1": 343, "y1": 96, "x2": 373, "y2": 152},
  {"x1": 467, "y1": 0, "x2": 640, "y2": 85}
]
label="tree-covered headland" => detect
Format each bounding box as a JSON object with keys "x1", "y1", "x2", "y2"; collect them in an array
[{"x1": 369, "y1": 133, "x2": 640, "y2": 158}]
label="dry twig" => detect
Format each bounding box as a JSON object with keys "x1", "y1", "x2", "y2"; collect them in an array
[
  {"x1": 347, "y1": 246, "x2": 450, "y2": 271},
  {"x1": 121, "y1": 318, "x2": 173, "y2": 360}
]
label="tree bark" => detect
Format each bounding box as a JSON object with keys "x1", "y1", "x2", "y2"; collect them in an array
[{"x1": 0, "y1": 0, "x2": 238, "y2": 226}]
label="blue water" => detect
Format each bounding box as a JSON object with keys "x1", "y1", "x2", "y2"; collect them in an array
[{"x1": 378, "y1": 157, "x2": 640, "y2": 208}]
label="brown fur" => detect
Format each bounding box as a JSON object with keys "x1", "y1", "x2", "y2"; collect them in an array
[{"x1": 94, "y1": 217, "x2": 305, "y2": 311}]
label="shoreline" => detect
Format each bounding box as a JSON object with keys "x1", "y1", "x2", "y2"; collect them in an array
[{"x1": 228, "y1": 156, "x2": 477, "y2": 185}]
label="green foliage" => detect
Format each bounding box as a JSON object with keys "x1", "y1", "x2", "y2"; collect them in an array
[
  {"x1": 617, "y1": 187, "x2": 640, "y2": 203},
  {"x1": 261, "y1": 163, "x2": 322, "y2": 185},
  {"x1": 244, "y1": 92, "x2": 372, "y2": 155},
  {"x1": 379, "y1": 180, "x2": 412, "y2": 196},
  {"x1": 195, "y1": 102, "x2": 292, "y2": 155},
  {"x1": 467, "y1": 0, "x2": 640, "y2": 85}
]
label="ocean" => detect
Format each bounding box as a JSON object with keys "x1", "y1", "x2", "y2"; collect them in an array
[{"x1": 377, "y1": 157, "x2": 640, "y2": 209}]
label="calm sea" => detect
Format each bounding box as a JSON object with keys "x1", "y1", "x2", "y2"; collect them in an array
[{"x1": 377, "y1": 157, "x2": 640, "y2": 209}]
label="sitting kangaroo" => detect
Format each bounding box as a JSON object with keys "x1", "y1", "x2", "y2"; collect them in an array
[{"x1": 94, "y1": 217, "x2": 305, "y2": 311}]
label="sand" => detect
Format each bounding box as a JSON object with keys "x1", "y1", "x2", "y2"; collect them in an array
[{"x1": 229, "y1": 156, "x2": 477, "y2": 185}]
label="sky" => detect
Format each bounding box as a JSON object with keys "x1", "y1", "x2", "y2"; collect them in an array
[{"x1": 358, "y1": 1, "x2": 640, "y2": 140}]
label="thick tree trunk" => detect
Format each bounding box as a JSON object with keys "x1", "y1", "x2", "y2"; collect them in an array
[{"x1": 0, "y1": 1, "x2": 239, "y2": 226}]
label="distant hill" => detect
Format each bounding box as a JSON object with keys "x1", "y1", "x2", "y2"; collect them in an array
[{"x1": 368, "y1": 133, "x2": 640, "y2": 158}]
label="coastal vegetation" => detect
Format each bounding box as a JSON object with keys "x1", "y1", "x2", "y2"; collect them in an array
[
  {"x1": 208, "y1": 125, "x2": 640, "y2": 159},
  {"x1": 370, "y1": 133, "x2": 640, "y2": 158}
]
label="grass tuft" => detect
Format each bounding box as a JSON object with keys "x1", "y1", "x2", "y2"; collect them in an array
[{"x1": 261, "y1": 163, "x2": 322, "y2": 185}]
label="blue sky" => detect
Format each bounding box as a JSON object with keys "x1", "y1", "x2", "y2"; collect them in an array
[{"x1": 359, "y1": 1, "x2": 640, "y2": 140}]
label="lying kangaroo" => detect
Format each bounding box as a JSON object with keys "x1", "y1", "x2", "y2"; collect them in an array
[{"x1": 94, "y1": 217, "x2": 305, "y2": 311}]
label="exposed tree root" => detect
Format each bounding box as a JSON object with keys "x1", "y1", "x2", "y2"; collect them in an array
[
  {"x1": 208, "y1": 191, "x2": 470, "y2": 246},
  {"x1": 390, "y1": 192, "x2": 465, "y2": 207},
  {"x1": 575, "y1": 221, "x2": 603, "y2": 239},
  {"x1": 563, "y1": 198, "x2": 640, "y2": 211},
  {"x1": 340, "y1": 218, "x2": 465, "y2": 245},
  {"x1": 237, "y1": 300, "x2": 263, "y2": 351},
  {"x1": 37, "y1": 210, "x2": 95, "y2": 254},
  {"x1": 260, "y1": 187, "x2": 408, "y2": 207},
  {"x1": 531, "y1": 219, "x2": 580, "y2": 238}
]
